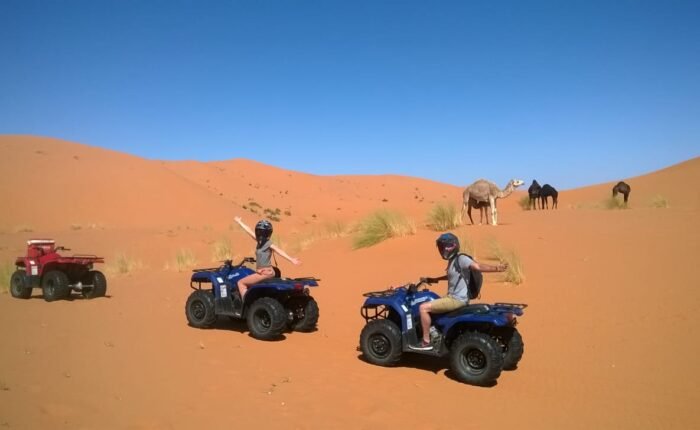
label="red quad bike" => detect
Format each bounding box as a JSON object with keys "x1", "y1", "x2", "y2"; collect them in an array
[{"x1": 10, "y1": 239, "x2": 107, "y2": 302}]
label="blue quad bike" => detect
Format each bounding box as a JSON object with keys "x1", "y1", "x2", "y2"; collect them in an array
[
  {"x1": 185, "y1": 257, "x2": 320, "y2": 340},
  {"x1": 359, "y1": 279, "x2": 526, "y2": 386}
]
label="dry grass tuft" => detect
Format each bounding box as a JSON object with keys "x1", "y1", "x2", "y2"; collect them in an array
[
  {"x1": 175, "y1": 249, "x2": 197, "y2": 271},
  {"x1": 212, "y1": 238, "x2": 234, "y2": 262},
  {"x1": 604, "y1": 197, "x2": 628, "y2": 210},
  {"x1": 488, "y1": 239, "x2": 525, "y2": 285},
  {"x1": 458, "y1": 234, "x2": 477, "y2": 259},
  {"x1": 650, "y1": 195, "x2": 669, "y2": 208},
  {"x1": 107, "y1": 253, "x2": 143, "y2": 275},
  {"x1": 518, "y1": 195, "x2": 532, "y2": 211},
  {"x1": 426, "y1": 203, "x2": 461, "y2": 231},
  {"x1": 0, "y1": 262, "x2": 15, "y2": 294},
  {"x1": 353, "y1": 210, "x2": 416, "y2": 249}
]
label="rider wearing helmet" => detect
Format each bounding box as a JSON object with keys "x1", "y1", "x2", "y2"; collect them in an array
[
  {"x1": 233, "y1": 216, "x2": 301, "y2": 302},
  {"x1": 410, "y1": 233, "x2": 507, "y2": 351}
]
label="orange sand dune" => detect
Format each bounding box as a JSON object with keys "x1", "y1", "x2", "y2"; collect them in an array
[{"x1": 0, "y1": 135, "x2": 698, "y2": 429}]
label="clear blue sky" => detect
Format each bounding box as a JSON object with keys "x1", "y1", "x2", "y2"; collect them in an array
[{"x1": 1, "y1": 0, "x2": 698, "y2": 189}]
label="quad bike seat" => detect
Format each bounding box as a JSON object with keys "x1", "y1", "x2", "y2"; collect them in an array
[{"x1": 445, "y1": 303, "x2": 490, "y2": 318}]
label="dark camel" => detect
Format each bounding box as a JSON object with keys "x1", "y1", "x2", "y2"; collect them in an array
[
  {"x1": 612, "y1": 181, "x2": 631, "y2": 204},
  {"x1": 528, "y1": 180, "x2": 542, "y2": 210},
  {"x1": 540, "y1": 184, "x2": 558, "y2": 209}
]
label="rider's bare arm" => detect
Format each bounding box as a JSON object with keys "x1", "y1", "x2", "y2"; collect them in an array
[
  {"x1": 470, "y1": 261, "x2": 508, "y2": 272},
  {"x1": 270, "y1": 244, "x2": 301, "y2": 265}
]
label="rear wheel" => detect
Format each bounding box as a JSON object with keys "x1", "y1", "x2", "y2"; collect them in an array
[
  {"x1": 185, "y1": 290, "x2": 217, "y2": 328},
  {"x1": 502, "y1": 329, "x2": 524, "y2": 370},
  {"x1": 247, "y1": 297, "x2": 286, "y2": 340},
  {"x1": 10, "y1": 270, "x2": 31, "y2": 299},
  {"x1": 359, "y1": 319, "x2": 402, "y2": 366},
  {"x1": 42, "y1": 271, "x2": 71, "y2": 302},
  {"x1": 450, "y1": 332, "x2": 503, "y2": 386},
  {"x1": 287, "y1": 297, "x2": 319, "y2": 332},
  {"x1": 81, "y1": 270, "x2": 107, "y2": 299}
]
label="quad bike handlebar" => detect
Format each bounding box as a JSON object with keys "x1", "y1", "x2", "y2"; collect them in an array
[{"x1": 363, "y1": 278, "x2": 431, "y2": 297}]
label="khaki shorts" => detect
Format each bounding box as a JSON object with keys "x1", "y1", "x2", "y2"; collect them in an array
[{"x1": 430, "y1": 297, "x2": 467, "y2": 313}]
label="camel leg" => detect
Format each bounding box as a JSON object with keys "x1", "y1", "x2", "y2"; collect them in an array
[
  {"x1": 460, "y1": 201, "x2": 466, "y2": 224},
  {"x1": 467, "y1": 204, "x2": 474, "y2": 225},
  {"x1": 489, "y1": 196, "x2": 497, "y2": 226}
]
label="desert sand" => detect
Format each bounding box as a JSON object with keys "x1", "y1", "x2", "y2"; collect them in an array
[{"x1": 0, "y1": 135, "x2": 698, "y2": 429}]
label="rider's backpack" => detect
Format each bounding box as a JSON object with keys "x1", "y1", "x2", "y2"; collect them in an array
[{"x1": 452, "y1": 253, "x2": 483, "y2": 300}]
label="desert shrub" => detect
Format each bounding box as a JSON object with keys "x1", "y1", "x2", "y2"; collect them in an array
[
  {"x1": 427, "y1": 203, "x2": 460, "y2": 231},
  {"x1": 353, "y1": 210, "x2": 416, "y2": 249},
  {"x1": 0, "y1": 262, "x2": 14, "y2": 294},
  {"x1": 488, "y1": 239, "x2": 525, "y2": 285},
  {"x1": 518, "y1": 195, "x2": 532, "y2": 211},
  {"x1": 175, "y1": 249, "x2": 197, "y2": 272},
  {"x1": 14, "y1": 225, "x2": 33, "y2": 233},
  {"x1": 325, "y1": 220, "x2": 348, "y2": 238},
  {"x1": 650, "y1": 195, "x2": 669, "y2": 208},
  {"x1": 109, "y1": 253, "x2": 142, "y2": 275},
  {"x1": 212, "y1": 238, "x2": 233, "y2": 262},
  {"x1": 458, "y1": 234, "x2": 476, "y2": 259},
  {"x1": 604, "y1": 197, "x2": 628, "y2": 210}
]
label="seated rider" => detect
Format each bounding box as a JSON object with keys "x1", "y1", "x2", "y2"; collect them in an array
[
  {"x1": 233, "y1": 216, "x2": 301, "y2": 302},
  {"x1": 410, "y1": 233, "x2": 507, "y2": 351}
]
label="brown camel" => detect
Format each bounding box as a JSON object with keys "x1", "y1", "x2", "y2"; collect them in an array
[
  {"x1": 461, "y1": 179, "x2": 524, "y2": 226},
  {"x1": 612, "y1": 181, "x2": 631, "y2": 204}
]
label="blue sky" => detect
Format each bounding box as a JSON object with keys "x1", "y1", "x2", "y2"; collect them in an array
[{"x1": 1, "y1": 0, "x2": 698, "y2": 189}]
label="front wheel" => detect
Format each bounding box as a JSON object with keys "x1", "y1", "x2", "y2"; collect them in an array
[
  {"x1": 247, "y1": 297, "x2": 286, "y2": 340},
  {"x1": 42, "y1": 271, "x2": 71, "y2": 302},
  {"x1": 81, "y1": 271, "x2": 107, "y2": 299},
  {"x1": 359, "y1": 319, "x2": 402, "y2": 366},
  {"x1": 450, "y1": 332, "x2": 503, "y2": 386},
  {"x1": 287, "y1": 297, "x2": 319, "y2": 332},
  {"x1": 10, "y1": 270, "x2": 32, "y2": 299},
  {"x1": 185, "y1": 290, "x2": 217, "y2": 328}
]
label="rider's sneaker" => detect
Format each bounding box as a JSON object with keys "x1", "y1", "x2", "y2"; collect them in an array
[{"x1": 409, "y1": 340, "x2": 433, "y2": 351}]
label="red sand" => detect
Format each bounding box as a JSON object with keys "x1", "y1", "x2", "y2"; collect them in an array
[{"x1": 0, "y1": 135, "x2": 698, "y2": 429}]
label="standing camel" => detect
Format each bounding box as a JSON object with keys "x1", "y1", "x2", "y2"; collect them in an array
[
  {"x1": 461, "y1": 179, "x2": 524, "y2": 226},
  {"x1": 612, "y1": 181, "x2": 631, "y2": 204},
  {"x1": 528, "y1": 180, "x2": 542, "y2": 210},
  {"x1": 540, "y1": 184, "x2": 558, "y2": 209}
]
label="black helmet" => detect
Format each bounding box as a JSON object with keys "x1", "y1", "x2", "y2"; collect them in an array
[
  {"x1": 255, "y1": 219, "x2": 273, "y2": 246},
  {"x1": 436, "y1": 233, "x2": 460, "y2": 260}
]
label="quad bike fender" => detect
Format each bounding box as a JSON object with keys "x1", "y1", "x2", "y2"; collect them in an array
[{"x1": 438, "y1": 313, "x2": 516, "y2": 339}]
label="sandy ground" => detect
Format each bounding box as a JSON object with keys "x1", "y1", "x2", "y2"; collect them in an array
[{"x1": 0, "y1": 136, "x2": 698, "y2": 429}]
